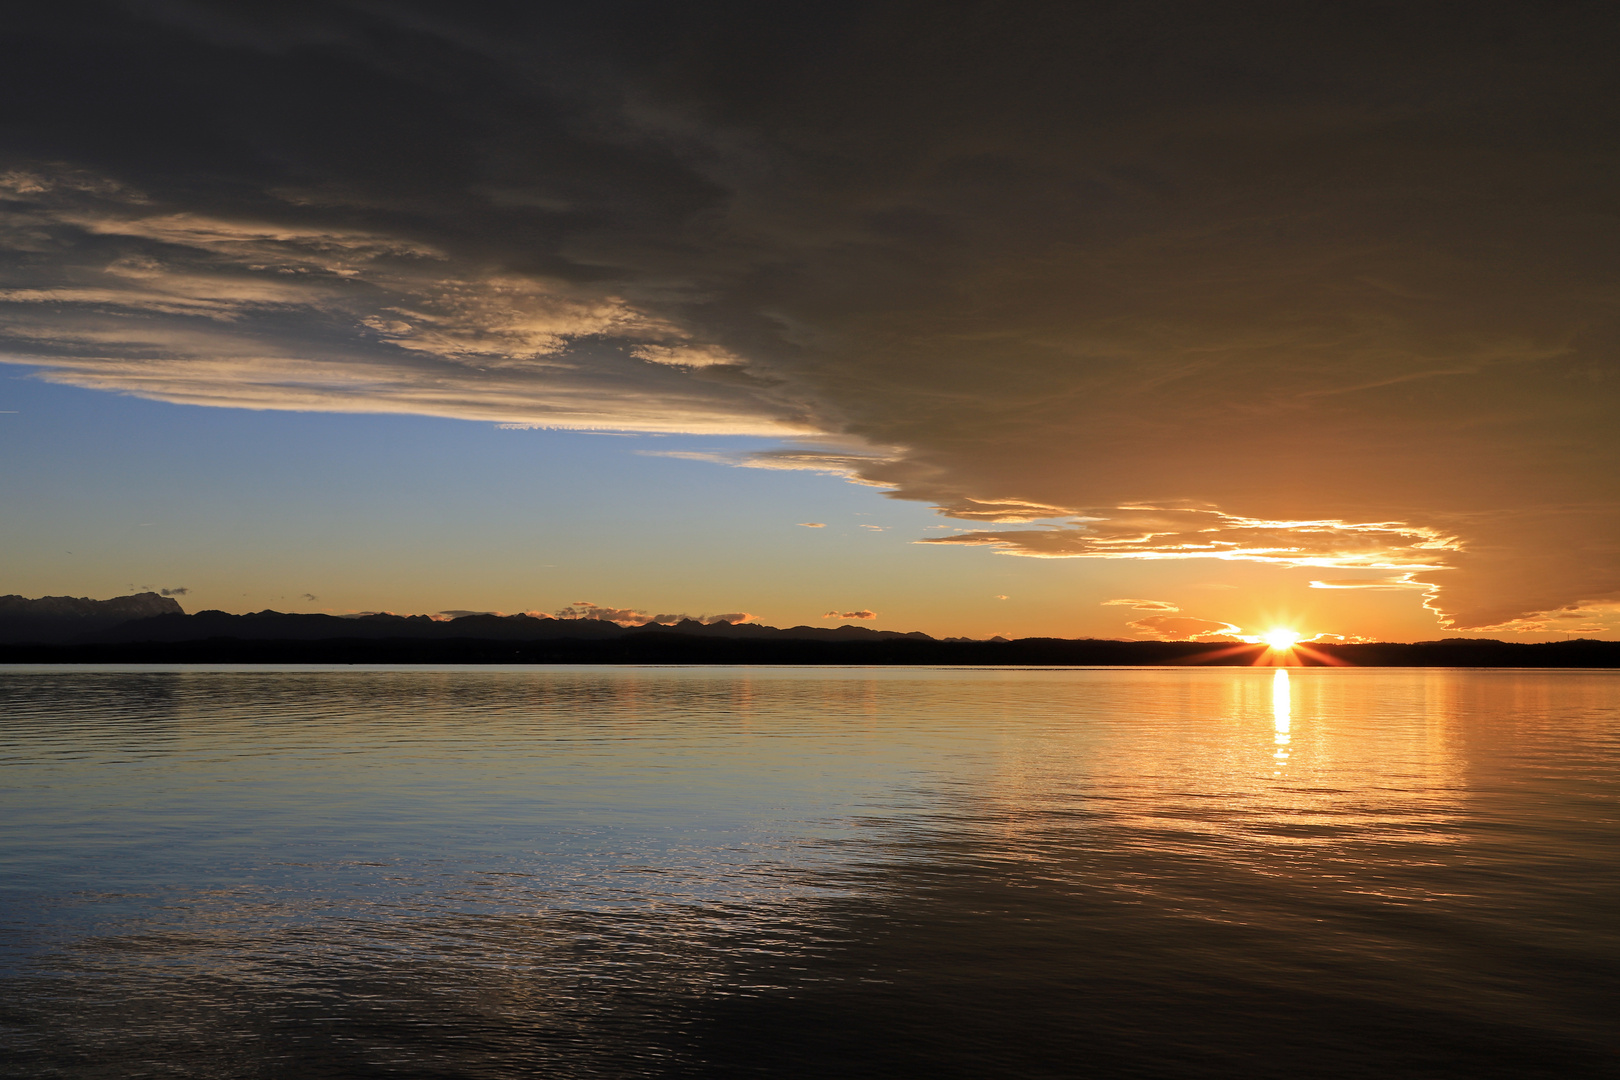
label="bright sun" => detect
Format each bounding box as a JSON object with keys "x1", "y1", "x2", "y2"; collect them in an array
[{"x1": 1264, "y1": 629, "x2": 1301, "y2": 650}]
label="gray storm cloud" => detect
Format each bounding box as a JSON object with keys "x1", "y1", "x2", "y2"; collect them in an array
[{"x1": 1, "y1": 1, "x2": 1617, "y2": 628}]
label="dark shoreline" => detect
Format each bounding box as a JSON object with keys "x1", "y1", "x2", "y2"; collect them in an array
[{"x1": 4, "y1": 635, "x2": 1619, "y2": 667}]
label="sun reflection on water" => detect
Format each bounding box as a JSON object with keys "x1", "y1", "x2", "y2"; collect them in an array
[{"x1": 1272, "y1": 668, "x2": 1291, "y2": 774}]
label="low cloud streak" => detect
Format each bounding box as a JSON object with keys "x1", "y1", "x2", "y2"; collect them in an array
[
  {"x1": 1127, "y1": 616, "x2": 1244, "y2": 642},
  {"x1": 556, "y1": 602, "x2": 757, "y2": 626},
  {"x1": 1102, "y1": 598, "x2": 1180, "y2": 613}
]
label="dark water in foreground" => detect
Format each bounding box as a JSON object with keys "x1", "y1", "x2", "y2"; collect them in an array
[{"x1": 1, "y1": 666, "x2": 1616, "y2": 1079}]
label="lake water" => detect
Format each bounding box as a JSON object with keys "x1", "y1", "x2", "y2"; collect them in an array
[{"x1": 1, "y1": 665, "x2": 1617, "y2": 1079}]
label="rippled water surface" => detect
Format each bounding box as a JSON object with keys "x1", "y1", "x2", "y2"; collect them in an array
[{"x1": 2, "y1": 665, "x2": 1617, "y2": 1078}]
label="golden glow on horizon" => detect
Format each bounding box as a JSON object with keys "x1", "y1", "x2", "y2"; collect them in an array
[{"x1": 1264, "y1": 628, "x2": 1301, "y2": 651}]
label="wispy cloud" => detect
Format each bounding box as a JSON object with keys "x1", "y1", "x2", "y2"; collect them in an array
[
  {"x1": 1308, "y1": 575, "x2": 1429, "y2": 590},
  {"x1": 822, "y1": 609, "x2": 877, "y2": 620},
  {"x1": 1127, "y1": 615, "x2": 1244, "y2": 642},
  {"x1": 0, "y1": 167, "x2": 801, "y2": 434},
  {"x1": 1102, "y1": 598, "x2": 1180, "y2": 612},
  {"x1": 555, "y1": 601, "x2": 756, "y2": 625},
  {"x1": 644, "y1": 448, "x2": 897, "y2": 483},
  {"x1": 922, "y1": 509, "x2": 1456, "y2": 572}
]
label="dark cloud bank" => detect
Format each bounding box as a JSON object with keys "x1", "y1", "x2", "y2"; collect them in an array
[{"x1": 3, "y1": 1, "x2": 1619, "y2": 628}]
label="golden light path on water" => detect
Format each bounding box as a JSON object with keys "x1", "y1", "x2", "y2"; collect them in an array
[{"x1": 1274, "y1": 668, "x2": 1291, "y2": 776}]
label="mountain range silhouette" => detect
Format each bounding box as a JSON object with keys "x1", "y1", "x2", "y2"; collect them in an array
[{"x1": 2, "y1": 593, "x2": 1616, "y2": 667}]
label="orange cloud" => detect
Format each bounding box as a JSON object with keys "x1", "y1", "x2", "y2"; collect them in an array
[
  {"x1": 1102, "y1": 598, "x2": 1181, "y2": 612},
  {"x1": 1127, "y1": 616, "x2": 1244, "y2": 642},
  {"x1": 921, "y1": 508, "x2": 1456, "y2": 572},
  {"x1": 1308, "y1": 575, "x2": 1430, "y2": 590}
]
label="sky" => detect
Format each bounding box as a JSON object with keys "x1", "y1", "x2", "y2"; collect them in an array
[{"x1": 3, "y1": 0, "x2": 1618, "y2": 642}]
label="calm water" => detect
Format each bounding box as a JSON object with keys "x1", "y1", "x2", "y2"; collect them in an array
[{"x1": 1, "y1": 665, "x2": 1617, "y2": 1079}]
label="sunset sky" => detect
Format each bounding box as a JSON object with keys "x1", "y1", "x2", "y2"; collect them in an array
[{"x1": 3, "y1": 0, "x2": 1618, "y2": 642}]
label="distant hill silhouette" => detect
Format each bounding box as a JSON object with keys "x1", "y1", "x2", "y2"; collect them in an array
[
  {"x1": 1, "y1": 593, "x2": 1617, "y2": 666},
  {"x1": 0, "y1": 592, "x2": 183, "y2": 643},
  {"x1": 85, "y1": 609, "x2": 935, "y2": 644},
  {"x1": 0, "y1": 595, "x2": 935, "y2": 648}
]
